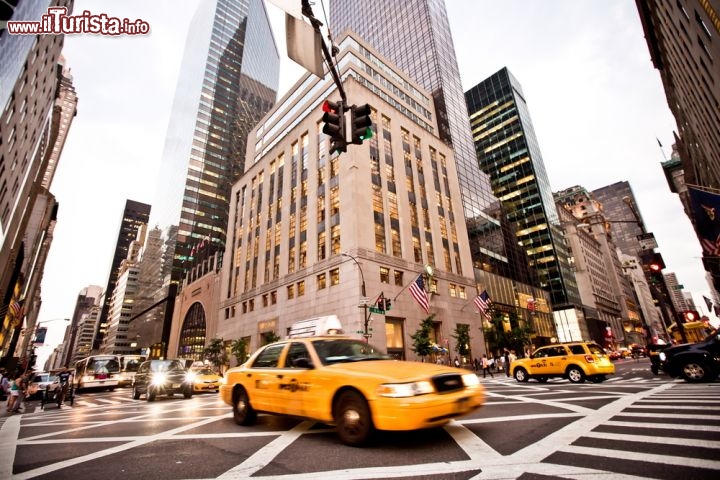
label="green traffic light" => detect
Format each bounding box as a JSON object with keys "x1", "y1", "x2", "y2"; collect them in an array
[{"x1": 361, "y1": 127, "x2": 373, "y2": 140}]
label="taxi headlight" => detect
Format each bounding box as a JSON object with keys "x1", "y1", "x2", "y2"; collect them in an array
[
  {"x1": 462, "y1": 373, "x2": 480, "y2": 387},
  {"x1": 151, "y1": 373, "x2": 167, "y2": 386},
  {"x1": 377, "y1": 380, "x2": 434, "y2": 397},
  {"x1": 659, "y1": 352, "x2": 667, "y2": 362}
]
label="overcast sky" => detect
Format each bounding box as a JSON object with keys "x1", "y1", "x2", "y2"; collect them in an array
[{"x1": 36, "y1": 1, "x2": 713, "y2": 348}]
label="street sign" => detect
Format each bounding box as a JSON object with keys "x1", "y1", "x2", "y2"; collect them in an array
[
  {"x1": 359, "y1": 296, "x2": 370, "y2": 306},
  {"x1": 636, "y1": 232, "x2": 658, "y2": 250},
  {"x1": 369, "y1": 307, "x2": 385, "y2": 314},
  {"x1": 671, "y1": 284, "x2": 684, "y2": 290}
]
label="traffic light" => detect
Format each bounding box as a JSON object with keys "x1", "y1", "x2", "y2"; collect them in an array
[
  {"x1": 647, "y1": 252, "x2": 666, "y2": 284},
  {"x1": 383, "y1": 298, "x2": 392, "y2": 311},
  {"x1": 683, "y1": 310, "x2": 700, "y2": 322},
  {"x1": 350, "y1": 103, "x2": 373, "y2": 144},
  {"x1": 322, "y1": 100, "x2": 347, "y2": 154}
]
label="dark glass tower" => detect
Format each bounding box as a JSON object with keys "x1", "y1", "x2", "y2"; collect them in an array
[
  {"x1": 465, "y1": 68, "x2": 580, "y2": 308},
  {"x1": 94, "y1": 200, "x2": 151, "y2": 350},
  {"x1": 329, "y1": 0, "x2": 520, "y2": 279},
  {"x1": 153, "y1": 0, "x2": 279, "y2": 282}
]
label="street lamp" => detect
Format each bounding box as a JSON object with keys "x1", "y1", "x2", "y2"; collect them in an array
[{"x1": 342, "y1": 252, "x2": 371, "y2": 340}]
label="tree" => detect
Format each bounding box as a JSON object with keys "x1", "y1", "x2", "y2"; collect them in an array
[
  {"x1": 262, "y1": 331, "x2": 280, "y2": 345},
  {"x1": 452, "y1": 324, "x2": 471, "y2": 359},
  {"x1": 410, "y1": 315, "x2": 436, "y2": 360},
  {"x1": 230, "y1": 338, "x2": 248, "y2": 366},
  {"x1": 483, "y1": 311, "x2": 533, "y2": 356},
  {"x1": 202, "y1": 338, "x2": 228, "y2": 373}
]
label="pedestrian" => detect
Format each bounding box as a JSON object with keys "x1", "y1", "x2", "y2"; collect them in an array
[
  {"x1": 453, "y1": 356, "x2": 460, "y2": 368},
  {"x1": 504, "y1": 348, "x2": 511, "y2": 377},
  {"x1": 0, "y1": 368, "x2": 9, "y2": 402},
  {"x1": 488, "y1": 354, "x2": 495, "y2": 372},
  {"x1": 473, "y1": 357, "x2": 480, "y2": 372},
  {"x1": 7, "y1": 374, "x2": 21, "y2": 412},
  {"x1": 481, "y1": 354, "x2": 494, "y2": 378},
  {"x1": 509, "y1": 349, "x2": 517, "y2": 373},
  {"x1": 12, "y1": 372, "x2": 29, "y2": 413}
]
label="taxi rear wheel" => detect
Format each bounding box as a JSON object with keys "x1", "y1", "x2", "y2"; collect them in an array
[
  {"x1": 566, "y1": 366, "x2": 585, "y2": 383},
  {"x1": 513, "y1": 368, "x2": 529, "y2": 383},
  {"x1": 233, "y1": 387, "x2": 257, "y2": 426},
  {"x1": 334, "y1": 390, "x2": 373, "y2": 447}
]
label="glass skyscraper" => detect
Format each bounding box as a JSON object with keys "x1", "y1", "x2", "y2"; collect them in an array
[
  {"x1": 465, "y1": 68, "x2": 580, "y2": 308},
  {"x1": 153, "y1": 0, "x2": 279, "y2": 283},
  {"x1": 329, "y1": 0, "x2": 520, "y2": 279}
]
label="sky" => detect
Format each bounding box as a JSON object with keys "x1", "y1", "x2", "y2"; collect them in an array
[{"x1": 34, "y1": 1, "x2": 715, "y2": 352}]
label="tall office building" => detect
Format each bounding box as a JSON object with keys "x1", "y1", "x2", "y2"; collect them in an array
[
  {"x1": 465, "y1": 68, "x2": 580, "y2": 309},
  {"x1": 329, "y1": 0, "x2": 518, "y2": 280},
  {"x1": 591, "y1": 181, "x2": 648, "y2": 257},
  {"x1": 94, "y1": 200, "x2": 151, "y2": 350},
  {"x1": 62, "y1": 285, "x2": 102, "y2": 366},
  {"x1": 204, "y1": 33, "x2": 485, "y2": 360},
  {"x1": 153, "y1": 0, "x2": 279, "y2": 281},
  {"x1": 0, "y1": 0, "x2": 75, "y2": 367}
]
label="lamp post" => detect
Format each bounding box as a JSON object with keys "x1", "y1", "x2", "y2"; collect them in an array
[{"x1": 342, "y1": 252, "x2": 371, "y2": 340}]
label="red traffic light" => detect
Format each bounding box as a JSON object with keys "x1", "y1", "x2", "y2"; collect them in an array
[{"x1": 683, "y1": 310, "x2": 700, "y2": 322}]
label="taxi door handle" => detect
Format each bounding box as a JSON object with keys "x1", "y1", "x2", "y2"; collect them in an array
[{"x1": 277, "y1": 374, "x2": 284, "y2": 379}]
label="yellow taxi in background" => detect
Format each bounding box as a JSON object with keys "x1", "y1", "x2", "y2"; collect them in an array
[
  {"x1": 188, "y1": 367, "x2": 222, "y2": 393},
  {"x1": 510, "y1": 341, "x2": 615, "y2": 384},
  {"x1": 220, "y1": 316, "x2": 484, "y2": 446}
]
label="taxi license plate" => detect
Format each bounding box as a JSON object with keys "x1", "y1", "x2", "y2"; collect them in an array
[{"x1": 172, "y1": 384, "x2": 181, "y2": 389}]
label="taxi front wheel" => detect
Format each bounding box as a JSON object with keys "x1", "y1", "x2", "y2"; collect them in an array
[
  {"x1": 513, "y1": 368, "x2": 529, "y2": 383},
  {"x1": 334, "y1": 390, "x2": 373, "y2": 447},
  {"x1": 233, "y1": 387, "x2": 257, "y2": 426}
]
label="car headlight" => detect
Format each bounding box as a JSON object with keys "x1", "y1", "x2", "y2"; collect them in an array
[
  {"x1": 151, "y1": 373, "x2": 168, "y2": 386},
  {"x1": 377, "y1": 381, "x2": 434, "y2": 397},
  {"x1": 462, "y1": 373, "x2": 480, "y2": 387},
  {"x1": 659, "y1": 352, "x2": 666, "y2": 361},
  {"x1": 185, "y1": 372, "x2": 197, "y2": 383}
]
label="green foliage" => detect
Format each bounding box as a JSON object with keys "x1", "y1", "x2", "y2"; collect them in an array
[
  {"x1": 202, "y1": 337, "x2": 228, "y2": 373},
  {"x1": 452, "y1": 324, "x2": 471, "y2": 357},
  {"x1": 410, "y1": 315, "x2": 436, "y2": 359},
  {"x1": 230, "y1": 338, "x2": 248, "y2": 365},
  {"x1": 483, "y1": 311, "x2": 534, "y2": 355},
  {"x1": 263, "y1": 331, "x2": 281, "y2": 345}
]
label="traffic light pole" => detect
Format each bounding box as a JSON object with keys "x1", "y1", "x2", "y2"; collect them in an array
[
  {"x1": 301, "y1": 0, "x2": 347, "y2": 105},
  {"x1": 342, "y1": 253, "x2": 372, "y2": 341}
]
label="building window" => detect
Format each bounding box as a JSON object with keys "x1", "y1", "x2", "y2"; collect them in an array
[
  {"x1": 317, "y1": 273, "x2": 327, "y2": 289},
  {"x1": 262, "y1": 294, "x2": 268, "y2": 307},
  {"x1": 298, "y1": 280, "x2": 305, "y2": 296},
  {"x1": 380, "y1": 267, "x2": 390, "y2": 283},
  {"x1": 458, "y1": 286, "x2": 467, "y2": 300},
  {"x1": 449, "y1": 284, "x2": 457, "y2": 298},
  {"x1": 271, "y1": 291, "x2": 277, "y2": 305},
  {"x1": 287, "y1": 284, "x2": 295, "y2": 299},
  {"x1": 394, "y1": 270, "x2": 403, "y2": 286},
  {"x1": 330, "y1": 268, "x2": 340, "y2": 286},
  {"x1": 249, "y1": 299, "x2": 255, "y2": 311}
]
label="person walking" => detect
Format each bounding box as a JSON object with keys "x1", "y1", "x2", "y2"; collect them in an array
[
  {"x1": 481, "y1": 354, "x2": 494, "y2": 378},
  {"x1": 504, "y1": 348, "x2": 511, "y2": 377}
]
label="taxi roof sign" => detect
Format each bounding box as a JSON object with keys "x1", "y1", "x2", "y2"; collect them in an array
[{"x1": 288, "y1": 315, "x2": 344, "y2": 338}]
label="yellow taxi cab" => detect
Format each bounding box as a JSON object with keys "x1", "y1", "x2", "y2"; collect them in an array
[
  {"x1": 188, "y1": 367, "x2": 222, "y2": 393},
  {"x1": 220, "y1": 315, "x2": 484, "y2": 446},
  {"x1": 510, "y1": 341, "x2": 615, "y2": 384}
]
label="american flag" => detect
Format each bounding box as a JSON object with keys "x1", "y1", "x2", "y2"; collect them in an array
[
  {"x1": 688, "y1": 187, "x2": 720, "y2": 256},
  {"x1": 408, "y1": 274, "x2": 429, "y2": 313},
  {"x1": 474, "y1": 290, "x2": 492, "y2": 319}
]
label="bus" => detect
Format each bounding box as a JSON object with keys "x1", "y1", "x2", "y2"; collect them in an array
[
  {"x1": 73, "y1": 355, "x2": 121, "y2": 391},
  {"x1": 118, "y1": 354, "x2": 146, "y2": 387}
]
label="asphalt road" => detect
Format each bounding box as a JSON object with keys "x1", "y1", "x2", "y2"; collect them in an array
[{"x1": 1, "y1": 358, "x2": 718, "y2": 479}]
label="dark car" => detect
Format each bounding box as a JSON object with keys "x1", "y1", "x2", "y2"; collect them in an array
[
  {"x1": 659, "y1": 328, "x2": 720, "y2": 382},
  {"x1": 131, "y1": 359, "x2": 194, "y2": 401}
]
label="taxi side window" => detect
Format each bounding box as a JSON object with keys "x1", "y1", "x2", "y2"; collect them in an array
[
  {"x1": 252, "y1": 344, "x2": 284, "y2": 368},
  {"x1": 285, "y1": 342, "x2": 313, "y2": 369},
  {"x1": 569, "y1": 345, "x2": 585, "y2": 355},
  {"x1": 535, "y1": 348, "x2": 550, "y2": 358}
]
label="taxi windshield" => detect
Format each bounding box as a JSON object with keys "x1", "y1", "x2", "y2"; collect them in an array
[{"x1": 312, "y1": 339, "x2": 390, "y2": 365}]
